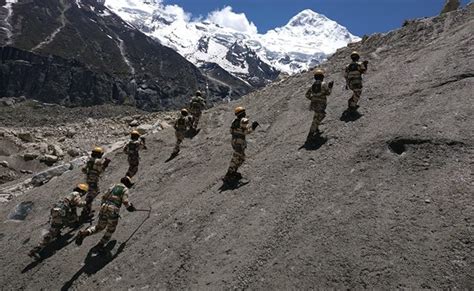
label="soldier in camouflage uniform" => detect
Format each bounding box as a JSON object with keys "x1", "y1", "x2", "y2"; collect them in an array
[
  {"x1": 344, "y1": 51, "x2": 369, "y2": 111},
  {"x1": 80, "y1": 147, "x2": 111, "y2": 219},
  {"x1": 75, "y1": 177, "x2": 136, "y2": 249},
  {"x1": 172, "y1": 109, "x2": 192, "y2": 155},
  {"x1": 123, "y1": 130, "x2": 146, "y2": 178},
  {"x1": 223, "y1": 106, "x2": 259, "y2": 183},
  {"x1": 28, "y1": 184, "x2": 89, "y2": 258},
  {"x1": 305, "y1": 69, "x2": 334, "y2": 140},
  {"x1": 189, "y1": 90, "x2": 206, "y2": 130}
]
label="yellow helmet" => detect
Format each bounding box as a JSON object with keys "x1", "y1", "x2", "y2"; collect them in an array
[
  {"x1": 313, "y1": 69, "x2": 324, "y2": 77},
  {"x1": 195, "y1": 90, "x2": 202, "y2": 96},
  {"x1": 234, "y1": 106, "x2": 246, "y2": 115},
  {"x1": 76, "y1": 183, "x2": 89, "y2": 192},
  {"x1": 131, "y1": 130, "x2": 140, "y2": 137},
  {"x1": 350, "y1": 51, "x2": 360, "y2": 58},
  {"x1": 92, "y1": 147, "x2": 104, "y2": 154},
  {"x1": 181, "y1": 108, "x2": 189, "y2": 115}
]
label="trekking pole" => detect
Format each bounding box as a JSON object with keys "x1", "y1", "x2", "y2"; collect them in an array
[{"x1": 134, "y1": 208, "x2": 152, "y2": 213}]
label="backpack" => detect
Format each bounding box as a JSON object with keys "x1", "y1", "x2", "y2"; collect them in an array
[
  {"x1": 347, "y1": 62, "x2": 360, "y2": 72},
  {"x1": 311, "y1": 80, "x2": 322, "y2": 94}
]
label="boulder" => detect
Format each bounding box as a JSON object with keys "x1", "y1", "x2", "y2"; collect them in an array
[
  {"x1": 48, "y1": 144, "x2": 64, "y2": 157},
  {"x1": 39, "y1": 154, "x2": 59, "y2": 165},
  {"x1": 67, "y1": 148, "x2": 81, "y2": 157},
  {"x1": 137, "y1": 124, "x2": 154, "y2": 135},
  {"x1": 129, "y1": 119, "x2": 140, "y2": 127},
  {"x1": 17, "y1": 132, "x2": 34, "y2": 143},
  {"x1": 23, "y1": 153, "x2": 39, "y2": 161},
  {"x1": 0, "y1": 161, "x2": 9, "y2": 168},
  {"x1": 31, "y1": 163, "x2": 72, "y2": 186},
  {"x1": 0, "y1": 98, "x2": 15, "y2": 107},
  {"x1": 8, "y1": 201, "x2": 34, "y2": 220}
]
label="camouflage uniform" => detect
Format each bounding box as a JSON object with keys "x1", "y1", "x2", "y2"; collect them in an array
[
  {"x1": 123, "y1": 139, "x2": 145, "y2": 178},
  {"x1": 189, "y1": 96, "x2": 206, "y2": 129},
  {"x1": 344, "y1": 61, "x2": 368, "y2": 109},
  {"x1": 173, "y1": 115, "x2": 191, "y2": 154},
  {"x1": 305, "y1": 80, "x2": 332, "y2": 134},
  {"x1": 226, "y1": 117, "x2": 255, "y2": 177},
  {"x1": 81, "y1": 157, "x2": 110, "y2": 217},
  {"x1": 30, "y1": 191, "x2": 86, "y2": 254},
  {"x1": 78, "y1": 183, "x2": 131, "y2": 245}
]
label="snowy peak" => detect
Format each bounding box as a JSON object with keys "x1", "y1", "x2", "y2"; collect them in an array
[
  {"x1": 105, "y1": 2, "x2": 360, "y2": 83},
  {"x1": 286, "y1": 9, "x2": 329, "y2": 27}
]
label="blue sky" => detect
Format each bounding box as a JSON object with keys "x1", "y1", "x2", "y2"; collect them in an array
[{"x1": 163, "y1": 0, "x2": 471, "y2": 36}]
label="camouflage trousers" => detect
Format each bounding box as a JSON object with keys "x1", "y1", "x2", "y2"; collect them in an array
[
  {"x1": 228, "y1": 148, "x2": 245, "y2": 174},
  {"x1": 190, "y1": 110, "x2": 202, "y2": 129},
  {"x1": 348, "y1": 88, "x2": 362, "y2": 108},
  {"x1": 81, "y1": 182, "x2": 99, "y2": 217},
  {"x1": 310, "y1": 104, "x2": 326, "y2": 133},
  {"x1": 82, "y1": 204, "x2": 120, "y2": 245},
  {"x1": 174, "y1": 131, "x2": 185, "y2": 153},
  {"x1": 126, "y1": 157, "x2": 139, "y2": 178},
  {"x1": 36, "y1": 208, "x2": 78, "y2": 249}
]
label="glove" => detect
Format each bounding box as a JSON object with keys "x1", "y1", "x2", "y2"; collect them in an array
[
  {"x1": 363, "y1": 60, "x2": 369, "y2": 66},
  {"x1": 328, "y1": 81, "x2": 334, "y2": 89},
  {"x1": 103, "y1": 158, "x2": 111, "y2": 168},
  {"x1": 252, "y1": 121, "x2": 259, "y2": 130},
  {"x1": 126, "y1": 204, "x2": 136, "y2": 212}
]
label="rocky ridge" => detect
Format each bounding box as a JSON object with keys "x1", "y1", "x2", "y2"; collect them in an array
[{"x1": 0, "y1": 0, "x2": 250, "y2": 110}]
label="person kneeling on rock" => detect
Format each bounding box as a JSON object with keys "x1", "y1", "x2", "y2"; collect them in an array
[
  {"x1": 28, "y1": 184, "x2": 89, "y2": 259},
  {"x1": 75, "y1": 177, "x2": 136, "y2": 251}
]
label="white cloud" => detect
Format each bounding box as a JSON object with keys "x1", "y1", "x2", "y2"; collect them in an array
[{"x1": 207, "y1": 6, "x2": 258, "y2": 34}]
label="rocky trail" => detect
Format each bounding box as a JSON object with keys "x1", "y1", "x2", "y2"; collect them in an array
[{"x1": 0, "y1": 5, "x2": 472, "y2": 290}]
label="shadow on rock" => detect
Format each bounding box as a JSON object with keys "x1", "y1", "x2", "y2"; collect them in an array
[
  {"x1": 185, "y1": 128, "x2": 201, "y2": 139},
  {"x1": 61, "y1": 208, "x2": 150, "y2": 290},
  {"x1": 22, "y1": 231, "x2": 75, "y2": 274},
  {"x1": 219, "y1": 179, "x2": 250, "y2": 192},
  {"x1": 340, "y1": 110, "x2": 363, "y2": 122},
  {"x1": 299, "y1": 135, "x2": 328, "y2": 151},
  {"x1": 165, "y1": 152, "x2": 179, "y2": 163},
  {"x1": 60, "y1": 240, "x2": 121, "y2": 291}
]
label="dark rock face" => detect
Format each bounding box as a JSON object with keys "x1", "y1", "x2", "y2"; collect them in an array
[
  {"x1": 0, "y1": 46, "x2": 128, "y2": 106},
  {"x1": 0, "y1": 0, "x2": 242, "y2": 110},
  {"x1": 225, "y1": 42, "x2": 280, "y2": 87},
  {"x1": 199, "y1": 62, "x2": 253, "y2": 102}
]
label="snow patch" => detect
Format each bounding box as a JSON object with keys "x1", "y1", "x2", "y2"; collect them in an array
[
  {"x1": 116, "y1": 35, "x2": 136, "y2": 75},
  {"x1": 106, "y1": 3, "x2": 359, "y2": 75},
  {"x1": 32, "y1": 2, "x2": 70, "y2": 51},
  {"x1": 1, "y1": 0, "x2": 19, "y2": 45}
]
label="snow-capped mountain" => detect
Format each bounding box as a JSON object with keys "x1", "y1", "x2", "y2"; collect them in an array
[{"x1": 105, "y1": 0, "x2": 359, "y2": 85}]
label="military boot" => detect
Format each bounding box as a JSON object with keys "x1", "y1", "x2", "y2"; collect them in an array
[
  {"x1": 75, "y1": 230, "x2": 88, "y2": 246},
  {"x1": 28, "y1": 246, "x2": 42, "y2": 259}
]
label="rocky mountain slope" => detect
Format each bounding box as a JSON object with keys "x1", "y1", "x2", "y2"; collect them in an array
[
  {"x1": 0, "y1": 0, "x2": 251, "y2": 110},
  {"x1": 106, "y1": 0, "x2": 359, "y2": 83},
  {"x1": 0, "y1": 4, "x2": 472, "y2": 290}
]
